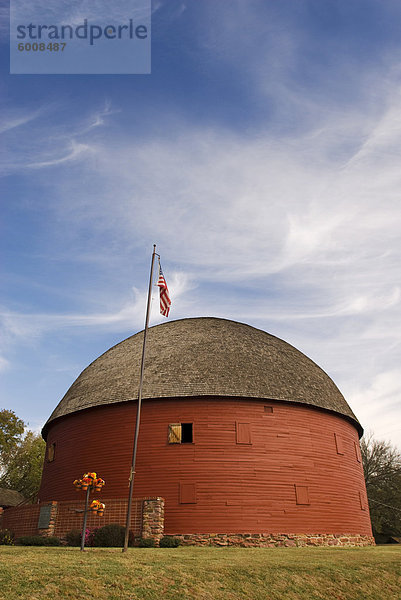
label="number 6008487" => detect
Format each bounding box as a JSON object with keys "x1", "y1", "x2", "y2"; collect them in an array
[{"x1": 18, "y1": 42, "x2": 66, "y2": 51}]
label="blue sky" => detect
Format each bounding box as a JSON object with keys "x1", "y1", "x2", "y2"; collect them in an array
[{"x1": 1, "y1": 0, "x2": 401, "y2": 450}]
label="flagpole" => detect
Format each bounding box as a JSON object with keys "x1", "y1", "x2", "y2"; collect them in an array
[{"x1": 123, "y1": 244, "x2": 157, "y2": 552}]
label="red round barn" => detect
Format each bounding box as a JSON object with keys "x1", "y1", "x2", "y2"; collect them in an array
[{"x1": 40, "y1": 317, "x2": 373, "y2": 544}]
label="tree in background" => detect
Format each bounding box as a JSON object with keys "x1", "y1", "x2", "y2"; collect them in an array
[
  {"x1": 0, "y1": 409, "x2": 45, "y2": 499},
  {"x1": 361, "y1": 433, "x2": 401, "y2": 540},
  {"x1": 0, "y1": 409, "x2": 25, "y2": 469}
]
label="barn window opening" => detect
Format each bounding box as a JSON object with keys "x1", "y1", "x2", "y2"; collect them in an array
[
  {"x1": 181, "y1": 423, "x2": 193, "y2": 443},
  {"x1": 168, "y1": 423, "x2": 193, "y2": 444}
]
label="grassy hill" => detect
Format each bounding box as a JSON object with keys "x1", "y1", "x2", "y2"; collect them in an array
[{"x1": 0, "y1": 545, "x2": 400, "y2": 600}]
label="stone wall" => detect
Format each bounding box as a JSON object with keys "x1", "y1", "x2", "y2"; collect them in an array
[
  {"x1": 142, "y1": 497, "x2": 164, "y2": 542},
  {"x1": 2, "y1": 497, "x2": 162, "y2": 541},
  {"x1": 170, "y1": 533, "x2": 375, "y2": 547}
]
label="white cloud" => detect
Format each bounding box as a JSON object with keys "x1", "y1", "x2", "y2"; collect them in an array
[
  {"x1": 0, "y1": 110, "x2": 43, "y2": 134},
  {"x1": 82, "y1": 101, "x2": 119, "y2": 131},
  {"x1": 0, "y1": 269, "x2": 192, "y2": 344},
  {"x1": 347, "y1": 371, "x2": 401, "y2": 447},
  {"x1": 10, "y1": 0, "x2": 149, "y2": 24},
  {"x1": 47, "y1": 103, "x2": 399, "y2": 306},
  {"x1": 0, "y1": 356, "x2": 10, "y2": 372},
  {"x1": 0, "y1": 103, "x2": 114, "y2": 174},
  {"x1": 27, "y1": 141, "x2": 93, "y2": 169}
]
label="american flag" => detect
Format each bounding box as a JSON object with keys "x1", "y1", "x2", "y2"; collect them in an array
[{"x1": 157, "y1": 261, "x2": 171, "y2": 317}]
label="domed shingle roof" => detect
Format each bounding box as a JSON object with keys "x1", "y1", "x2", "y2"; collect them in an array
[{"x1": 43, "y1": 317, "x2": 361, "y2": 436}]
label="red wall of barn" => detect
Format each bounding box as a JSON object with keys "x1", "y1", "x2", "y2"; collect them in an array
[{"x1": 39, "y1": 398, "x2": 372, "y2": 535}]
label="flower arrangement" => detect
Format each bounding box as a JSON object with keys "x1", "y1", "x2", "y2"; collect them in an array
[
  {"x1": 73, "y1": 471, "x2": 106, "y2": 550},
  {"x1": 90, "y1": 500, "x2": 105, "y2": 516},
  {"x1": 73, "y1": 471, "x2": 106, "y2": 517},
  {"x1": 73, "y1": 472, "x2": 105, "y2": 492}
]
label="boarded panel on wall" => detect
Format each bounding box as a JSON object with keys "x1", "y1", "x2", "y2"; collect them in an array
[
  {"x1": 354, "y1": 441, "x2": 362, "y2": 463},
  {"x1": 47, "y1": 443, "x2": 55, "y2": 462},
  {"x1": 359, "y1": 491, "x2": 367, "y2": 511},
  {"x1": 38, "y1": 505, "x2": 52, "y2": 529},
  {"x1": 180, "y1": 482, "x2": 197, "y2": 504},
  {"x1": 295, "y1": 485, "x2": 310, "y2": 505},
  {"x1": 334, "y1": 433, "x2": 344, "y2": 455},
  {"x1": 236, "y1": 422, "x2": 251, "y2": 444}
]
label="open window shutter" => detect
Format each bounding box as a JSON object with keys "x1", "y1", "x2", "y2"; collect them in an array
[{"x1": 168, "y1": 423, "x2": 182, "y2": 444}]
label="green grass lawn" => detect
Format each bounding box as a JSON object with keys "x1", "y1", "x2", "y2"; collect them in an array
[{"x1": 0, "y1": 545, "x2": 400, "y2": 600}]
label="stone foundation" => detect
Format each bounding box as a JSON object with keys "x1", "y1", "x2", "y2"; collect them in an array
[{"x1": 170, "y1": 533, "x2": 375, "y2": 547}]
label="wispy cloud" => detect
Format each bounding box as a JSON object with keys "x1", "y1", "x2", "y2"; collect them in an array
[
  {"x1": 10, "y1": 0, "x2": 149, "y2": 24},
  {"x1": 0, "y1": 109, "x2": 43, "y2": 134},
  {"x1": 3, "y1": 98, "x2": 401, "y2": 448},
  {"x1": 83, "y1": 101, "x2": 119, "y2": 131},
  {"x1": 347, "y1": 370, "x2": 401, "y2": 443},
  {"x1": 0, "y1": 104, "x2": 114, "y2": 174},
  {"x1": 0, "y1": 356, "x2": 10, "y2": 372},
  {"x1": 0, "y1": 270, "x2": 193, "y2": 346},
  {"x1": 27, "y1": 141, "x2": 93, "y2": 169}
]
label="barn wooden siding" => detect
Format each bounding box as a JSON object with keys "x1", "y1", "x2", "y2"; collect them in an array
[{"x1": 39, "y1": 397, "x2": 372, "y2": 536}]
